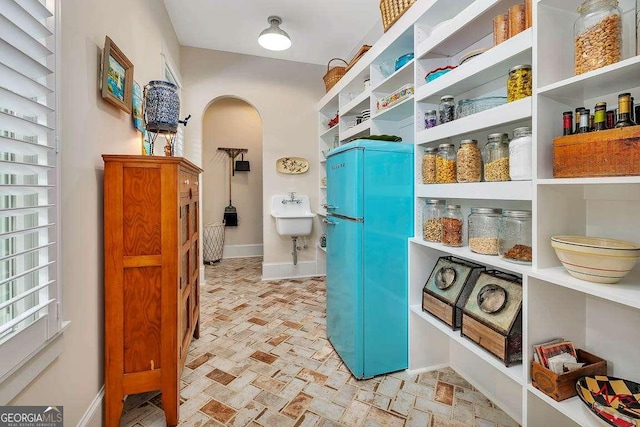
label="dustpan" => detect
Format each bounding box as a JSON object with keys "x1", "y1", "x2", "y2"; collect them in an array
[{"x1": 224, "y1": 154, "x2": 238, "y2": 226}]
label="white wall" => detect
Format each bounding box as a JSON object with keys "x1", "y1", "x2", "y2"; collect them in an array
[
  {"x1": 181, "y1": 48, "x2": 326, "y2": 272},
  {"x1": 9, "y1": 0, "x2": 181, "y2": 423}
]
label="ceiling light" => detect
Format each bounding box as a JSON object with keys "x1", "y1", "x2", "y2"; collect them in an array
[{"x1": 258, "y1": 16, "x2": 291, "y2": 51}]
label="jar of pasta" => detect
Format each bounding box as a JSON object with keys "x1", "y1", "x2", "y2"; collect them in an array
[
  {"x1": 484, "y1": 133, "x2": 510, "y2": 182},
  {"x1": 436, "y1": 143, "x2": 457, "y2": 183},
  {"x1": 507, "y1": 64, "x2": 532, "y2": 102},
  {"x1": 456, "y1": 139, "x2": 481, "y2": 183}
]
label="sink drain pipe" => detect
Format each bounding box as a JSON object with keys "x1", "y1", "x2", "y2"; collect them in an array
[{"x1": 291, "y1": 236, "x2": 298, "y2": 265}]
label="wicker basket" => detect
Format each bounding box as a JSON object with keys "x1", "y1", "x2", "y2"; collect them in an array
[
  {"x1": 323, "y1": 58, "x2": 348, "y2": 93},
  {"x1": 380, "y1": 0, "x2": 417, "y2": 32}
]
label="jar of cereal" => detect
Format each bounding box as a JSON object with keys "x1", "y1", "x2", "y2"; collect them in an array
[
  {"x1": 484, "y1": 133, "x2": 510, "y2": 182},
  {"x1": 422, "y1": 147, "x2": 438, "y2": 184},
  {"x1": 468, "y1": 207, "x2": 502, "y2": 255},
  {"x1": 436, "y1": 143, "x2": 457, "y2": 183},
  {"x1": 456, "y1": 139, "x2": 482, "y2": 183},
  {"x1": 422, "y1": 199, "x2": 446, "y2": 242}
]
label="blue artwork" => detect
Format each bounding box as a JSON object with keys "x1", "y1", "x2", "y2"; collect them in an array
[
  {"x1": 107, "y1": 55, "x2": 125, "y2": 102},
  {"x1": 132, "y1": 81, "x2": 144, "y2": 132}
]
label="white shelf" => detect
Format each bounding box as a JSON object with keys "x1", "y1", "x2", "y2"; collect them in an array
[
  {"x1": 320, "y1": 186, "x2": 326, "y2": 190},
  {"x1": 372, "y1": 59, "x2": 415, "y2": 94},
  {"x1": 537, "y1": 176, "x2": 640, "y2": 186},
  {"x1": 416, "y1": 29, "x2": 532, "y2": 102},
  {"x1": 340, "y1": 120, "x2": 371, "y2": 142},
  {"x1": 416, "y1": 180, "x2": 533, "y2": 201},
  {"x1": 373, "y1": 96, "x2": 414, "y2": 121},
  {"x1": 410, "y1": 304, "x2": 525, "y2": 385},
  {"x1": 320, "y1": 159, "x2": 326, "y2": 164},
  {"x1": 416, "y1": 97, "x2": 532, "y2": 144},
  {"x1": 529, "y1": 266, "x2": 640, "y2": 310},
  {"x1": 318, "y1": 245, "x2": 326, "y2": 253},
  {"x1": 538, "y1": 55, "x2": 640, "y2": 103},
  {"x1": 320, "y1": 125, "x2": 338, "y2": 139},
  {"x1": 340, "y1": 90, "x2": 370, "y2": 117},
  {"x1": 409, "y1": 238, "x2": 532, "y2": 276},
  {"x1": 527, "y1": 386, "x2": 602, "y2": 427}
]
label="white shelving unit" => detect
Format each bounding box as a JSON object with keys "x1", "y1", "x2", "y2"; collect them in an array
[{"x1": 316, "y1": 0, "x2": 640, "y2": 425}]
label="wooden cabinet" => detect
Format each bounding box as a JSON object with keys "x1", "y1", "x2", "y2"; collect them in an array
[{"x1": 103, "y1": 155, "x2": 203, "y2": 426}]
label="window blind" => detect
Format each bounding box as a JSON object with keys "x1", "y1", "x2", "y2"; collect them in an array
[{"x1": 0, "y1": 0, "x2": 58, "y2": 380}]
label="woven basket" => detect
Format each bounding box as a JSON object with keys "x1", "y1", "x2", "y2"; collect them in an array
[
  {"x1": 323, "y1": 58, "x2": 348, "y2": 93},
  {"x1": 380, "y1": 0, "x2": 416, "y2": 32}
]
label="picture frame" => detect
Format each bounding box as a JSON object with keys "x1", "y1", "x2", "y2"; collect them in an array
[
  {"x1": 132, "y1": 80, "x2": 144, "y2": 132},
  {"x1": 101, "y1": 36, "x2": 133, "y2": 113}
]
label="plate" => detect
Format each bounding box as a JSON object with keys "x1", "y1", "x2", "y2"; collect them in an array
[
  {"x1": 576, "y1": 376, "x2": 640, "y2": 426},
  {"x1": 276, "y1": 157, "x2": 309, "y2": 174},
  {"x1": 459, "y1": 48, "x2": 490, "y2": 66}
]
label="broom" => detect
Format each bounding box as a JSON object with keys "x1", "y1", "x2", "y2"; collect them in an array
[{"x1": 224, "y1": 154, "x2": 238, "y2": 226}]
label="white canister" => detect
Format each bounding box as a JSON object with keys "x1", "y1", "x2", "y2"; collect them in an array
[{"x1": 509, "y1": 126, "x2": 532, "y2": 180}]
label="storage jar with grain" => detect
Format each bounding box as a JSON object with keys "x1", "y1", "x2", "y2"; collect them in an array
[
  {"x1": 422, "y1": 199, "x2": 446, "y2": 242},
  {"x1": 508, "y1": 4, "x2": 526, "y2": 37},
  {"x1": 468, "y1": 208, "x2": 502, "y2": 255},
  {"x1": 484, "y1": 133, "x2": 510, "y2": 182},
  {"x1": 493, "y1": 13, "x2": 509, "y2": 45},
  {"x1": 574, "y1": 0, "x2": 622, "y2": 75},
  {"x1": 436, "y1": 143, "x2": 457, "y2": 183},
  {"x1": 442, "y1": 205, "x2": 463, "y2": 247},
  {"x1": 507, "y1": 65, "x2": 532, "y2": 102},
  {"x1": 422, "y1": 147, "x2": 438, "y2": 184},
  {"x1": 499, "y1": 210, "x2": 532, "y2": 264},
  {"x1": 457, "y1": 139, "x2": 482, "y2": 183}
]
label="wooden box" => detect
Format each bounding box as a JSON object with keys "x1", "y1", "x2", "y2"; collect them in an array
[
  {"x1": 531, "y1": 349, "x2": 607, "y2": 401},
  {"x1": 422, "y1": 256, "x2": 485, "y2": 329},
  {"x1": 461, "y1": 270, "x2": 523, "y2": 367},
  {"x1": 553, "y1": 125, "x2": 640, "y2": 178}
]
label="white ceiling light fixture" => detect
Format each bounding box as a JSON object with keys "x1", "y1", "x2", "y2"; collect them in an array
[{"x1": 258, "y1": 16, "x2": 291, "y2": 51}]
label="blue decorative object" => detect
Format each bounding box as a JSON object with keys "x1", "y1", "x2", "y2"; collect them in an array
[
  {"x1": 143, "y1": 80, "x2": 179, "y2": 134},
  {"x1": 394, "y1": 53, "x2": 414, "y2": 71}
]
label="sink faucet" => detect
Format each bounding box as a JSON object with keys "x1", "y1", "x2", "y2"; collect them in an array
[{"x1": 282, "y1": 192, "x2": 301, "y2": 204}]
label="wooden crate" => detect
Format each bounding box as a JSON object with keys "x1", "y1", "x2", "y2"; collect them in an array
[
  {"x1": 531, "y1": 349, "x2": 607, "y2": 401},
  {"x1": 553, "y1": 126, "x2": 640, "y2": 178}
]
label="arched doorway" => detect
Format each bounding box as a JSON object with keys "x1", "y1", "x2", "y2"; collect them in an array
[{"x1": 202, "y1": 97, "x2": 263, "y2": 259}]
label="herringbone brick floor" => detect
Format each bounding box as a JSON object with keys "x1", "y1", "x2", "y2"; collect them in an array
[{"x1": 120, "y1": 257, "x2": 518, "y2": 427}]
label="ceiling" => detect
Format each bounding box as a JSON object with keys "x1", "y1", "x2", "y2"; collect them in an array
[{"x1": 163, "y1": 0, "x2": 383, "y2": 66}]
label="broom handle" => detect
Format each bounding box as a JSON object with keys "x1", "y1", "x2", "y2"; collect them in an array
[{"x1": 228, "y1": 155, "x2": 232, "y2": 205}]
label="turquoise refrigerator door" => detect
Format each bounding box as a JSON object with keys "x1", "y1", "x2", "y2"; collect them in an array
[{"x1": 326, "y1": 147, "x2": 363, "y2": 219}]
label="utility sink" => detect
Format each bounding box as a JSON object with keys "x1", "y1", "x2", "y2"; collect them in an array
[{"x1": 271, "y1": 193, "x2": 316, "y2": 236}]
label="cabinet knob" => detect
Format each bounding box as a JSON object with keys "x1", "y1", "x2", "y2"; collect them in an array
[
  {"x1": 184, "y1": 179, "x2": 190, "y2": 185},
  {"x1": 194, "y1": 181, "x2": 199, "y2": 186}
]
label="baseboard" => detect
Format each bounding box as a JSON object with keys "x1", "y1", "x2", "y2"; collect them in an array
[
  {"x1": 222, "y1": 244, "x2": 263, "y2": 259},
  {"x1": 77, "y1": 386, "x2": 103, "y2": 427},
  {"x1": 406, "y1": 363, "x2": 450, "y2": 376},
  {"x1": 261, "y1": 261, "x2": 323, "y2": 280}
]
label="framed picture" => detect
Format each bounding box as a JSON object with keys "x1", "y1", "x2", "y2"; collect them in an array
[
  {"x1": 132, "y1": 81, "x2": 144, "y2": 132},
  {"x1": 141, "y1": 130, "x2": 152, "y2": 155},
  {"x1": 101, "y1": 36, "x2": 133, "y2": 113}
]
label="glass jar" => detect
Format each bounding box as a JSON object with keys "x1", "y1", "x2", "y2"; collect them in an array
[
  {"x1": 484, "y1": 133, "x2": 510, "y2": 182},
  {"x1": 439, "y1": 95, "x2": 456, "y2": 124},
  {"x1": 493, "y1": 13, "x2": 509, "y2": 46},
  {"x1": 468, "y1": 207, "x2": 502, "y2": 255},
  {"x1": 507, "y1": 65, "x2": 532, "y2": 102},
  {"x1": 574, "y1": 0, "x2": 622, "y2": 75},
  {"x1": 509, "y1": 127, "x2": 532, "y2": 180},
  {"x1": 436, "y1": 143, "x2": 457, "y2": 183},
  {"x1": 456, "y1": 139, "x2": 482, "y2": 183},
  {"x1": 425, "y1": 109, "x2": 438, "y2": 129},
  {"x1": 499, "y1": 210, "x2": 532, "y2": 264},
  {"x1": 422, "y1": 199, "x2": 446, "y2": 242},
  {"x1": 508, "y1": 4, "x2": 526, "y2": 37},
  {"x1": 422, "y1": 147, "x2": 438, "y2": 184},
  {"x1": 442, "y1": 205, "x2": 463, "y2": 247}
]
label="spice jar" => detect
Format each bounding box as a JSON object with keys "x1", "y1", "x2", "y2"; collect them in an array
[
  {"x1": 499, "y1": 210, "x2": 532, "y2": 264},
  {"x1": 425, "y1": 109, "x2": 437, "y2": 129},
  {"x1": 509, "y1": 127, "x2": 532, "y2": 181},
  {"x1": 457, "y1": 139, "x2": 482, "y2": 183},
  {"x1": 436, "y1": 143, "x2": 457, "y2": 183},
  {"x1": 493, "y1": 13, "x2": 509, "y2": 45},
  {"x1": 484, "y1": 133, "x2": 510, "y2": 182},
  {"x1": 508, "y1": 4, "x2": 526, "y2": 37},
  {"x1": 574, "y1": 0, "x2": 622, "y2": 75},
  {"x1": 507, "y1": 65, "x2": 532, "y2": 102},
  {"x1": 422, "y1": 199, "x2": 446, "y2": 242},
  {"x1": 422, "y1": 147, "x2": 438, "y2": 184},
  {"x1": 439, "y1": 95, "x2": 456, "y2": 124},
  {"x1": 468, "y1": 207, "x2": 502, "y2": 255},
  {"x1": 442, "y1": 205, "x2": 463, "y2": 247}
]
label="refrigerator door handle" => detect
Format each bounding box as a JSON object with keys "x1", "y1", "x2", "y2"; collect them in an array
[
  {"x1": 323, "y1": 218, "x2": 337, "y2": 225},
  {"x1": 323, "y1": 204, "x2": 337, "y2": 210}
]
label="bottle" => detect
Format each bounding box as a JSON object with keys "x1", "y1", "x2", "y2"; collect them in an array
[
  {"x1": 594, "y1": 102, "x2": 607, "y2": 131},
  {"x1": 509, "y1": 127, "x2": 532, "y2": 180},
  {"x1": 442, "y1": 205, "x2": 463, "y2": 247},
  {"x1": 574, "y1": 107, "x2": 585, "y2": 134},
  {"x1": 578, "y1": 108, "x2": 590, "y2": 133},
  {"x1": 563, "y1": 111, "x2": 573, "y2": 135},
  {"x1": 456, "y1": 139, "x2": 482, "y2": 183},
  {"x1": 606, "y1": 110, "x2": 616, "y2": 129},
  {"x1": 615, "y1": 93, "x2": 636, "y2": 128}
]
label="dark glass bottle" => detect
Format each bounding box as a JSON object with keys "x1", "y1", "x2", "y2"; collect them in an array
[
  {"x1": 606, "y1": 110, "x2": 616, "y2": 129},
  {"x1": 578, "y1": 108, "x2": 590, "y2": 133},
  {"x1": 574, "y1": 107, "x2": 585, "y2": 133},
  {"x1": 594, "y1": 102, "x2": 607, "y2": 131},
  {"x1": 562, "y1": 111, "x2": 573, "y2": 135},
  {"x1": 615, "y1": 93, "x2": 636, "y2": 128}
]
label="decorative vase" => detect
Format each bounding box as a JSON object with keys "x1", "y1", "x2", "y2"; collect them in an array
[{"x1": 144, "y1": 80, "x2": 179, "y2": 134}]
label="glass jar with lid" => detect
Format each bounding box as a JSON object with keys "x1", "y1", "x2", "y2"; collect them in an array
[
  {"x1": 484, "y1": 133, "x2": 510, "y2": 182},
  {"x1": 422, "y1": 147, "x2": 438, "y2": 184},
  {"x1": 439, "y1": 95, "x2": 456, "y2": 124},
  {"x1": 507, "y1": 65, "x2": 532, "y2": 102},
  {"x1": 425, "y1": 110, "x2": 437, "y2": 129},
  {"x1": 422, "y1": 199, "x2": 446, "y2": 242},
  {"x1": 442, "y1": 205, "x2": 463, "y2": 247},
  {"x1": 468, "y1": 208, "x2": 502, "y2": 255},
  {"x1": 498, "y1": 210, "x2": 532, "y2": 264},
  {"x1": 509, "y1": 127, "x2": 532, "y2": 180},
  {"x1": 436, "y1": 143, "x2": 457, "y2": 183},
  {"x1": 574, "y1": 0, "x2": 622, "y2": 75},
  {"x1": 457, "y1": 139, "x2": 482, "y2": 183}
]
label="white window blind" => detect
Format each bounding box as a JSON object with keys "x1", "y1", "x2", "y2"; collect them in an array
[{"x1": 0, "y1": 0, "x2": 59, "y2": 380}]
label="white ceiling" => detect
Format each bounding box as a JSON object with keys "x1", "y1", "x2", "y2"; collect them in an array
[{"x1": 163, "y1": 0, "x2": 383, "y2": 66}]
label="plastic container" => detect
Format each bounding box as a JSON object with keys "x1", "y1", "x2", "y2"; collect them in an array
[
  {"x1": 442, "y1": 205, "x2": 464, "y2": 247},
  {"x1": 395, "y1": 53, "x2": 414, "y2": 70},
  {"x1": 422, "y1": 199, "x2": 446, "y2": 242},
  {"x1": 376, "y1": 84, "x2": 414, "y2": 112},
  {"x1": 574, "y1": 0, "x2": 622, "y2": 75},
  {"x1": 509, "y1": 127, "x2": 533, "y2": 180},
  {"x1": 499, "y1": 210, "x2": 532, "y2": 264},
  {"x1": 468, "y1": 208, "x2": 502, "y2": 255},
  {"x1": 439, "y1": 95, "x2": 456, "y2": 124},
  {"x1": 484, "y1": 133, "x2": 511, "y2": 182},
  {"x1": 507, "y1": 65, "x2": 532, "y2": 102},
  {"x1": 456, "y1": 97, "x2": 508, "y2": 118},
  {"x1": 456, "y1": 139, "x2": 482, "y2": 183},
  {"x1": 422, "y1": 147, "x2": 438, "y2": 184},
  {"x1": 379, "y1": 59, "x2": 396, "y2": 78},
  {"x1": 436, "y1": 143, "x2": 457, "y2": 183}
]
